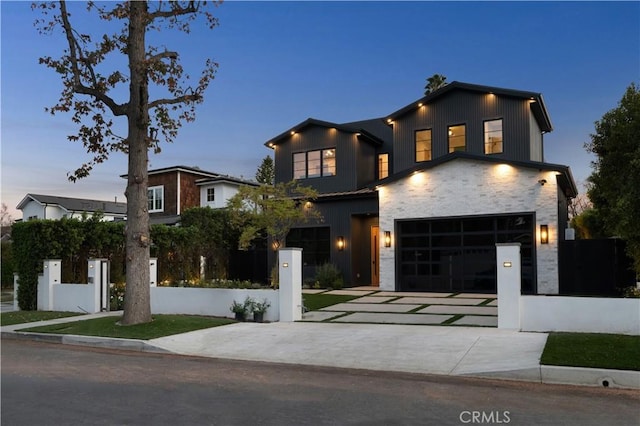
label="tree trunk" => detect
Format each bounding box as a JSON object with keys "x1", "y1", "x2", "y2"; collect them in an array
[{"x1": 122, "y1": 1, "x2": 152, "y2": 325}]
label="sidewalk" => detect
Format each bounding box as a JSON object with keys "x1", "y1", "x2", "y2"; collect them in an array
[{"x1": 2, "y1": 312, "x2": 639, "y2": 389}]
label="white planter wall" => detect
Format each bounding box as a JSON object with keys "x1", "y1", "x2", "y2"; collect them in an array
[
  {"x1": 379, "y1": 159, "x2": 560, "y2": 293},
  {"x1": 150, "y1": 287, "x2": 280, "y2": 322},
  {"x1": 53, "y1": 284, "x2": 98, "y2": 313},
  {"x1": 521, "y1": 296, "x2": 640, "y2": 335}
]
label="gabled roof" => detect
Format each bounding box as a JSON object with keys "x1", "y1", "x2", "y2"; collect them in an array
[
  {"x1": 16, "y1": 194, "x2": 128, "y2": 216},
  {"x1": 120, "y1": 165, "x2": 221, "y2": 179},
  {"x1": 265, "y1": 117, "x2": 390, "y2": 148},
  {"x1": 386, "y1": 81, "x2": 553, "y2": 133},
  {"x1": 371, "y1": 152, "x2": 577, "y2": 198}
]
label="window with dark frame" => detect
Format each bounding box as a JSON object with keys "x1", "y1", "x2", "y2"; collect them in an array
[
  {"x1": 286, "y1": 227, "x2": 330, "y2": 265},
  {"x1": 292, "y1": 148, "x2": 336, "y2": 179},
  {"x1": 415, "y1": 129, "x2": 432, "y2": 161},
  {"x1": 378, "y1": 153, "x2": 389, "y2": 179},
  {"x1": 206, "y1": 188, "x2": 215, "y2": 202},
  {"x1": 484, "y1": 119, "x2": 503, "y2": 154},
  {"x1": 448, "y1": 124, "x2": 466, "y2": 153}
]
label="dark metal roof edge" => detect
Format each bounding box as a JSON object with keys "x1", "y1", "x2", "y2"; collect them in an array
[
  {"x1": 370, "y1": 152, "x2": 576, "y2": 195},
  {"x1": 386, "y1": 81, "x2": 552, "y2": 132}
]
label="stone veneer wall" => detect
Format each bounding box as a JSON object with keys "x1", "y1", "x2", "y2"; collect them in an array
[{"x1": 378, "y1": 159, "x2": 561, "y2": 294}]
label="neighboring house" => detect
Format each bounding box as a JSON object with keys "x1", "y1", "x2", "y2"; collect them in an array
[
  {"x1": 16, "y1": 194, "x2": 127, "y2": 222},
  {"x1": 266, "y1": 81, "x2": 577, "y2": 295},
  {"x1": 127, "y1": 165, "x2": 257, "y2": 225}
]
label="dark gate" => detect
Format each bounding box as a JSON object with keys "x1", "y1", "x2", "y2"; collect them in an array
[
  {"x1": 559, "y1": 238, "x2": 636, "y2": 296},
  {"x1": 229, "y1": 248, "x2": 268, "y2": 284}
]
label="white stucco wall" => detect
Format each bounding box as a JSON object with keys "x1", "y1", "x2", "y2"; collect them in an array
[
  {"x1": 200, "y1": 182, "x2": 241, "y2": 209},
  {"x1": 378, "y1": 158, "x2": 561, "y2": 294}
]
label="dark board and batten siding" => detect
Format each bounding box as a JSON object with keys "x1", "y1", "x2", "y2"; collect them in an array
[
  {"x1": 275, "y1": 127, "x2": 377, "y2": 193},
  {"x1": 392, "y1": 91, "x2": 541, "y2": 173}
]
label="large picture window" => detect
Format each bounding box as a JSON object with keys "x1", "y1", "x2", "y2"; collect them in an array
[
  {"x1": 415, "y1": 129, "x2": 432, "y2": 162},
  {"x1": 286, "y1": 227, "x2": 330, "y2": 266},
  {"x1": 448, "y1": 124, "x2": 466, "y2": 153},
  {"x1": 292, "y1": 149, "x2": 336, "y2": 179},
  {"x1": 148, "y1": 186, "x2": 164, "y2": 213},
  {"x1": 484, "y1": 119, "x2": 503, "y2": 154}
]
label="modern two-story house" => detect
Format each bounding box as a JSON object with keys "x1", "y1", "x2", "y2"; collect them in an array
[{"x1": 266, "y1": 82, "x2": 577, "y2": 295}]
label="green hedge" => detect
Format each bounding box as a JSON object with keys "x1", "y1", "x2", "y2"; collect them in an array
[{"x1": 11, "y1": 209, "x2": 246, "y2": 310}]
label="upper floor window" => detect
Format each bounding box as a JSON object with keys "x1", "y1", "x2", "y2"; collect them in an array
[
  {"x1": 378, "y1": 153, "x2": 389, "y2": 179},
  {"x1": 415, "y1": 129, "x2": 432, "y2": 162},
  {"x1": 148, "y1": 186, "x2": 164, "y2": 213},
  {"x1": 293, "y1": 149, "x2": 336, "y2": 179},
  {"x1": 484, "y1": 119, "x2": 503, "y2": 154},
  {"x1": 448, "y1": 124, "x2": 466, "y2": 153},
  {"x1": 206, "y1": 188, "x2": 215, "y2": 202}
]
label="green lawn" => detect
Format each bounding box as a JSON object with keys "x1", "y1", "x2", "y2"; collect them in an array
[
  {"x1": 1, "y1": 310, "x2": 84, "y2": 326},
  {"x1": 303, "y1": 293, "x2": 359, "y2": 311},
  {"x1": 20, "y1": 314, "x2": 235, "y2": 340},
  {"x1": 541, "y1": 332, "x2": 640, "y2": 371}
]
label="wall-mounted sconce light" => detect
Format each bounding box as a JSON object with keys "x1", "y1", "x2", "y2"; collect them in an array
[
  {"x1": 337, "y1": 236, "x2": 345, "y2": 251},
  {"x1": 384, "y1": 231, "x2": 391, "y2": 247},
  {"x1": 271, "y1": 239, "x2": 280, "y2": 251},
  {"x1": 540, "y1": 224, "x2": 549, "y2": 244},
  {"x1": 538, "y1": 179, "x2": 547, "y2": 186}
]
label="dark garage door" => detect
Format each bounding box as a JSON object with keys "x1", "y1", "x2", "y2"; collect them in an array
[{"x1": 397, "y1": 214, "x2": 535, "y2": 294}]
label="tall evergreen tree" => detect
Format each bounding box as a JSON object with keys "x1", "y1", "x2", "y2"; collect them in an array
[
  {"x1": 586, "y1": 83, "x2": 640, "y2": 274},
  {"x1": 255, "y1": 156, "x2": 275, "y2": 185}
]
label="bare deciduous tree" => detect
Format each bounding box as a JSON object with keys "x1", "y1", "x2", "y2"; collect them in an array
[{"x1": 35, "y1": 1, "x2": 220, "y2": 324}]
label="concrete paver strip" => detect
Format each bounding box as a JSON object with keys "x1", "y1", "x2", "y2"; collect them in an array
[
  {"x1": 375, "y1": 292, "x2": 453, "y2": 297},
  {"x1": 349, "y1": 296, "x2": 397, "y2": 304},
  {"x1": 302, "y1": 311, "x2": 347, "y2": 322},
  {"x1": 302, "y1": 289, "x2": 327, "y2": 294},
  {"x1": 332, "y1": 312, "x2": 452, "y2": 325},
  {"x1": 323, "y1": 290, "x2": 376, "y2": 296},
  {"x1": 453, "y1": 293, "x2": 497, "y2": 299},
  {"x1": 321, "y1": 303, "x2": 421, "y2": 313},
  {"x1": 391, "y1": 297, "x2": 484, "y2": 306},
  {"x1": 451, "y1": 316, "x2": 498, "y2": 327},
  {"x1": 487, "y1": 299, "x2": 498, "y2": 306},
  {"x1": 418, "y1": 305, "x2": 497, "y2": 315}
]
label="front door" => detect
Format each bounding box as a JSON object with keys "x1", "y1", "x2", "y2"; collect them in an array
[{"x1": 371, "y1": 226, "x2": 380, "y2": 286}]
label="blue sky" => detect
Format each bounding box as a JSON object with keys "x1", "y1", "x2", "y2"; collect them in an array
[{"x1": 1, "y1": 1, "x2": 639, "y2": 219}]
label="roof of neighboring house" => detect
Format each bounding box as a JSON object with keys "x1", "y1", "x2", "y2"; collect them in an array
[
  {"x1": 386, "y1": 81, "x2": 553, "y2": 133},
  {"x1": 16, "y1": 194, "x2": 128, "y2": 216},
  {"x1": 195, "y1": 175, "x2": 259, "y2": 187},
  {"x1": 264, "y1": 117, "x2": 391, "y2": 148},
  {"x1": 370, "y1": 152, "x2": 578, "y2": 198},
  {"x1": 120, "y1": 165, "x2": 221, "y2": 179}
]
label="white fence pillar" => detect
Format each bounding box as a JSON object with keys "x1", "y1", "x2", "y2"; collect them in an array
[
  {"x1": 496, "y1": 243, "x2": 521, "y2": 330},
  {"x1": 37, "y1": 260, "x2": 61, "y2": 311},
  {"x1": 278, "y1": 248, "x2": 302, "y2": 322},
  {"x1": 150, "y1": 258, "x2": 158, "y2": 287},
  {"x1": 88, "y1": 259, "x2": 107, "y2": 313},
  {"x1": 13, "y1": 273, "x2": 20, "y2": 311}
]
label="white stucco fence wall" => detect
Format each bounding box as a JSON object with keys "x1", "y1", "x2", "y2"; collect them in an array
[
  {"x1": 52, "y1": 284, "x2": 99, "y2": 313},
  {"x1": 520, "y1": 296, "x2": 640, "y2": 335},
  {"x1": 150, "y1": 287, "x2": 280, "y2": 322}
]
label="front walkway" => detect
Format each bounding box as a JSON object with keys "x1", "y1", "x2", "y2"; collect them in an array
[{"x1": 302, "y1": 287, "x2": 498, "y2": 327}]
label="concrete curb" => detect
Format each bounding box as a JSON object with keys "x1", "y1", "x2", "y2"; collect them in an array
[
  {"x1": 1, "y1": 331, "x2": 170, "y2": 354},
  {"x1": 540, "y1": 365, "x2": 640, "y2": 389}
]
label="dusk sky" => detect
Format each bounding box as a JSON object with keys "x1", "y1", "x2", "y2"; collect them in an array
[{"x1": 1, "y1": 1, "x2": 639, "y2": 219}]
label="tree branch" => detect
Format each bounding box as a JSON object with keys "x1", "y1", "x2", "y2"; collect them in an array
[
  {"x1": 59, "y1": 0, "x2": 125, "y2": 116},
  {"x1": 148, "y1": 93, "x2": 201, "y2": 109},
  {"x1": 148, "y1": 50, "x2": 178, "y2": 61},
  {"x1": 148, "y1": 1, "x2": 198, "y2": 20}
]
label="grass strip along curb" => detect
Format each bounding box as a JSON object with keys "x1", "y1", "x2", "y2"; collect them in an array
[
  {"x1": 1, "y1": 311, "x2": 84, "y2": 326},
  {"x1": 541, "y1": 332, "x2": 640, "y2": 371},
  {"x1": 18, "y1": 314, "x2": 235, "y2": 340}
]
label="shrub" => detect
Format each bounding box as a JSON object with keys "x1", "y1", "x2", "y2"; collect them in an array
[
  {"x1": 110, "y1": 282, "x2": 126, "y2": 310},
  {"x1": 1, "y1": 241, "x2": 14, "y2": 289},
  {"x1": 621, "y1": 286, "x2": 640, "y2": 298},
  {"x1": 314, "y1": 263, "x2": 344, "y2": 290}
]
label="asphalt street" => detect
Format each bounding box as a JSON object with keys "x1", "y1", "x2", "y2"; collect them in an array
[{"x1": 2, "y1": 340, "x2": 639, "y2": 426}]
